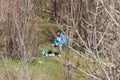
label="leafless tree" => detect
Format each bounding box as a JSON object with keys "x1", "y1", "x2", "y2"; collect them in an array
[
  {"x1": 57, "y1": 0, "x2": 120, "y2": 80},
  {"x1": 0, "y1": 0, "x2": 120, "y2": 80},
  {"x1": 0, "y1": 0, "x2": 39, "y2": 80}
]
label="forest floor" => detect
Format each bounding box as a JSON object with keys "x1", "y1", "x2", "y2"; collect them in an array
[
  {"x1": 0, "y1": 21, "x2": 86, "y2": 80},
  {"x1": 0, "y1": 43, "x2": 85, "y2": 80},
  {"x1": 39, "y1": 44, "x2": 85, "y2": 80},
  {"x1": 0, "y1": 45, "x2": 64, "y2": 80}
]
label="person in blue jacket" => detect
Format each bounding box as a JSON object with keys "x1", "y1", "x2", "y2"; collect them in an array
[{"x1": 51, "y1": 30, "x2": 66, "y2": 56}]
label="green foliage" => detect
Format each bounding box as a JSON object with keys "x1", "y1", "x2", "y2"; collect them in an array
[
  {"x1": 37, "y1": 13, "x2": 51, "y2": 22},
  {"x1": 0, "y1": 59, "x2": 21, "y2": 67},
  {"x1": 35, "y1": 4, "x2": 54, "y2": 22},
  {"x1": 37, "y1": 22, "x2": 59, "y2": 43},
  {"x1": 30, "y1": 56, "x2": 63, "y2": 80},
  {"x1": 0, "y1": 54, "x2": 63, "y2": 80}
]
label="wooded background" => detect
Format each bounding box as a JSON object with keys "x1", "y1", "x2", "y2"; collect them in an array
[{"x1": 0, "y1": 0, "x2": 120, "y2": 80}]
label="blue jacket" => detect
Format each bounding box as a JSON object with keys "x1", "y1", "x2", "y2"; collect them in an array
[{"x1": 54, "y1": 32, "x2": 66, "y2": 45}]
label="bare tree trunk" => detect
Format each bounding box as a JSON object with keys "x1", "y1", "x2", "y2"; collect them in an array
[{"x1": 57, "y1": 0, "x2": 120, "y2": 79}]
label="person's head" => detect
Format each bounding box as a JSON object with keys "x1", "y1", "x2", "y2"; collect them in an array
[{"x1": 56, "y1": 30, "x2": 61, "y2": 36}]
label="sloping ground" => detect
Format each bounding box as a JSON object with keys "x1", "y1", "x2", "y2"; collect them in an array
[
  {"x1": 0, "y1": 45, "x2": 64, "y2": 80},
  {"x1": 0, "y1": 56, "x2": 63, "y2": 80},
  {"x1": 35, "y1": 16, "x2": 58, "y2": 45},
  {"x1": 38, "y1": 23, "x2": 57, "y2": 42},
  {"x1": 39, "y1": 44, "x2": 66, "y2": 80},
  {"x1": 39, "y1": 44, "x2": 86, "y2": 80},
  {"x1": 0, "y1": 44, "x2": 86, "y2": 80}
]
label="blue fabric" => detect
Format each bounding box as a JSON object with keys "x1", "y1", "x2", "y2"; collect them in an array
[
  {"x1": 53, "y1": 32, "x2": 66, "y2": 45},
  {"x1": 41, "y1": 50, "x2": 48, "y2": 55}
]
